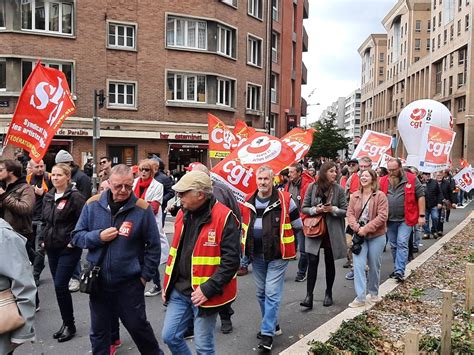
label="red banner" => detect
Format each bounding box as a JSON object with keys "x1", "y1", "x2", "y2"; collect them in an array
[
  {"x1": 208, "y1": 113, "x2": 237, "y2": 158},
  {"x1": 233, "y1": 119, "x2": 257, "y2": 140},
  {"x1": 3, "y1": 61, "x2": 76, "y2": 162},
  {"x1": 281, "y1": 127, "x2": 316, "y2": 162},
  {"x1": 351, "y1": 130, "x2": 392, "y2": 166},
  {"x1": 418, "y1": 124, "x2": 456, "y2": 172},
  {"x1": 454, "y1": 165, "x2": 473, "y2": 192},
  {"x1": 210, "y1": 133, "x2": 296, "y2": 202}
]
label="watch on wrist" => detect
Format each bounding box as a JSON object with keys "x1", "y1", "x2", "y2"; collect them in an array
[{"x1": 419, "y1": 214, "x2": 425, "y2": 217}]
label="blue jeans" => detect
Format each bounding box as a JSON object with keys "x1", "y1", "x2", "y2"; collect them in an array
[
  {"x1": 352, "y1": 235, "x2": 385, "y2": 301},
  {"x1": 240, "y1": 255, "x2": 250, "y2": 268},
  {"x1": 414, "y1": 226, "x2": 423, "y2": 248},
  {"x1": 252, "y1": 254, "x2": 289, "y2": 337},
  {"x1": 423, "y1": 207, "x2": 439, "y2": 235},
  {"x1": 47, "y1": 247, "x2": 82, "y2": 326},
  {"x1": 89, "y1": 279, "x2": 162, "y2": 355},
  {"x1": 162, "y1": 289, "x2": 218, "y2": 355},
  {"x1": 387, "y1": 221, "x2": 413, "y2": 276}
]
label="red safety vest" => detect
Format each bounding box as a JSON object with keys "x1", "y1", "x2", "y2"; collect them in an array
[
  {"x1": 163, "y1": 201, "x2": 237, "y2": 308},
  {"x1": 240, "y1": 190, "x2": 296, "y2": 259},
  {"x1": 26, "y1": 173, "x2": 51, "y2": 192},
  {"x1": 379, "y1": 172, "x2": 419, "y2": 226}
]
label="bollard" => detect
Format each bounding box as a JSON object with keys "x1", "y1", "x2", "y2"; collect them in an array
[
  {"x1": 404, "y1": 329, "x2": 420, "y2": 355},
  {"x1": 465, "y1": 263, "x2": 474, "y2": 313},
  {"x1": 441, "y1": 290, "x2": 453, "y2": 355}
]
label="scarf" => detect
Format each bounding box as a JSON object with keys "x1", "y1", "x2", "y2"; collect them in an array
[{"x1": 134, "y1": 177, "x2": 153, "y2": 199}]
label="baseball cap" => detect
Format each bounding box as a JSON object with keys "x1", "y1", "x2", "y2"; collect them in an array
[
  {"x1": 348, "y1": 158, "x2": 359, "y2": 165},
  {"x1": 172, "y1": 171, "x2": 211, "y2": 193},
  {"x1": 185, "y1": 162, "x2": 206, "y2": 171}
]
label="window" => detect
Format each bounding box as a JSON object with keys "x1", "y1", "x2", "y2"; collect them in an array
[
  {"x1": 0, "y1": 58, "x2": 5, "y2": 90},
  {"x1": 270, "y1": 73, "x2": 278, "y2": 103},
  {"x1": 450, "y1": 24, "x2": 454, "y2": 40},
  {"x1": 379, "y1": 52, "x2": 384, "y2": 62},
  {"x1": 108, "y1": 82, "x2": 136, "y2": 108},
  {"x1": 439, "y1": 12, "x2": 442, "y2": 27},
  {"x1": 218, "y1": 25, "x2": 235, "y2": 58},
  {"x1": 247, "y1": 35, "x2": 262, "y2": 67},
  {"x1": 246, "y1": 84, "x2": 261, "y2": 111},
  {"x1": 444, "y1": 29, "x2": 447, "y2": 44},
  {"x1": 427, "y1": 38, "x2": 431, "y2": 50},
  {"x1": 433, "y1": 16, "x2": 436, "y2": 31},
  {"x1": 438, "y1": 34, "x2": 441, "y2": 48},
  {"x1": 221, "y1": 0, "x2": 237, "y2": 6},
  {"x1": 466, "y1": 14, "x2": 470, "y2": 31},
  {"x1": 415, "y1": 38, "x2": 421, "y2": 51},
  {"x1": 450, "y1": 53, "x2": 454, "y2": 67},
  {"x1": 269, "y1": 114, "x2": 277, "y2": 136},
  {"x1": 271, "y1": 32, "x2": 278, "y2": 63},
  {"x1": 458, "y1": 19, "x2": 462, "y2": 35},
  {"x1": 272, "y1": 0, "x2": 278, "y2": 21},
  {"x1": 459, "y1": 48, "x2": 466, "y2": 64},
  {"x1": 248, "y1": 0, "x2": 263, "y2": 20},
  {"x1": 415, "y1": 20, "x2": 421, "y2": 32},
  {"x1": 457, "y1": 96, "x2": 465, "y2": 112},
  {"x1": 435, "y1": 62, "x2": 442, "y2": 94},
  {"x1": 22, "y1": 60, "x2": 73, "y2": 90},
  {"x1": 379, "y1": 67, "x2": 384, "y2": 76},
  {"x1": 458, "y1": 72, "x2": 465, "y2": 87},
  {"x1": 167, "y1": 72, "x2": 206, "y2": 103},
  {"x1": 217, "y1": 78, "x2": 234, "y2": 107},
  {"x1": 21, "y1": 0, "x2": 73, "y2": 34},
  {"x1": 0, "y1": 0, "x2": 5, "y2": 28},
  {"x1": 166, "y1": 17, "x2": 207, "y2": 50},
  {"x1": 108, "y1": 23, "x2": 136, "y2": 50},
  {"x1": 414, "y1": 56, "x2": 420, "y2": 62},
  {"x1": 459, "y1": 0, "x2": 462, "y2": 11},
  {"x1": 449, "y1": 76, "x2": 453, "y2": 95},
  {"x1": 428, "y1": 19, "x2": 431, "y2": 32}
]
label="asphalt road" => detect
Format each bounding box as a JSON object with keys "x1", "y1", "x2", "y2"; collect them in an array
[{"x1": 16, "y1": 202, "x2": 473, "y2": 355}]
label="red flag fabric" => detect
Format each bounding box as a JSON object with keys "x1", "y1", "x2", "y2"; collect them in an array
[
  {"x1": 210, "y1": 133, "x2": 296, "y2": 202},
  {"x1": 281, "y1": 127, "x2": 316, "y2": 162},
  {"x1": 3, "y1": 61, "x2": 76, "y2": 162},
  {"x1": 351, "y1": 130, "x2": 392, "y2": 167},
  {"x1": 418, "y1": 124, "x2": 456, "y2": 173},
  {"x1": 233, "y1": 119, "x2": 257, "y2": 140},
  {"x1": 208, "y1": 113, "x2": 237, "y2": 158}
]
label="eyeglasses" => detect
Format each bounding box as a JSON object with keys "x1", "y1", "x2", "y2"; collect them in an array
[
  {"x1": 349, "y1": 163, "x2": 357, "y2": 167},
  {"x1": 99, "y1": 161, "x2": 107, "y2": 165},
  {"x1": 111, "y1": 183, "x2": 133, "y2": 191},
  {"x1": 176, "y1": 190, "x2": 192, "y2": 198},
  {"x1": 140, "y1": 168, "x2": 150, "y2": 172}
]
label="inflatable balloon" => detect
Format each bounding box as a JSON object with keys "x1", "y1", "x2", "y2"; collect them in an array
[{"x1": 397, "y1": 99, "x2": 453, "y2": 167}]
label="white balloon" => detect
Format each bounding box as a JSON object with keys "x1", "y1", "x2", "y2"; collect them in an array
[{"x1": 397, "y1": 99, "x2": 453, "y2": 167}]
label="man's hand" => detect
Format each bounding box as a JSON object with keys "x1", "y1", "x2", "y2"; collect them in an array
[
  {"x1": 34, "y1": 186, "x2": 44, "y2": 196},
  {"x1": 162, "y1": 293, "x2": 166, "y2": 303},
  {"x1": 452, "y1": 203, "x2": 457, "y2": 209},
  {"x1": 99, "y1": 227, "x2": 118, "y2": 242},
  {"x1": 417, "y1": 216, "x2": 426, "y2": 228},
  {"x1": 191, "y1": 286, "x2": 208, "y2": 307},
  {"x1": 140, "y1": 277, "x2": 146, "y2": 287},
  {"x1": 0, "y1": 187, "x2": 5, "y2": 195}
]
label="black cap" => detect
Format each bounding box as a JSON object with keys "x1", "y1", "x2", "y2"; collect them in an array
[{"x1": 348, "y1": 158, "x2": 359, "y2": 165}]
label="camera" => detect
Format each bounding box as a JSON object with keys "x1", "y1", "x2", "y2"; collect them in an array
[{"x1": 351, "y1": 221, "x2": 366, "y2": 255}]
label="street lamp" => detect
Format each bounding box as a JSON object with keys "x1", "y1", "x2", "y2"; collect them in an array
[{"x1": 91, "y1": 89, "x2": 106, "y2": 195}]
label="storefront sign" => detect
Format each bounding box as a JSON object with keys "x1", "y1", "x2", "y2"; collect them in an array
[
  {"x1": 0, "y1": 100, "x2": 9, "y2": 107},
  {"x1": 57, "y1": 128, "x2": 90, "y2": 136},
  {"x1": 160, "y1": 132, "x2": 203, "y2": 140}
]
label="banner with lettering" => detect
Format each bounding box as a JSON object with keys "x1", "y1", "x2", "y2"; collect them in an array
[
  {"x1": 233, "y1": 119, "x2": 257, "y2": 141},
  {"x1": 281, "y1": 127, "x2": 316, "y2": 162},
  {"x1": 208, "y1": 113, "x2": 237, "y2": 158},
  {"x1": 210, "y1": 133, "x2": 296, "y2": 202},
  {"x1": 418, "y1": 124, "x2": 456, "y2": 173},
  {"x1": 3, "y1": 61, "x2": 76, "y2": 162},
  {"x1": 351, "y1": 130, "x2": 392, "y2": 168},
  {"x1": 379, "y1": 154, "x2": 407, "y2": 168},
  {"x1": 453, "y1": 165, "x2": 473, "y2": 192}
]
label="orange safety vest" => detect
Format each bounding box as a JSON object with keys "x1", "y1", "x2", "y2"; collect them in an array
[
  {"x1": 240, "y1": 190, "x2": 296, "y2": 260},
  {"x1": 163, "y1": 201, "x2": 237, "y2": 308},
  {"x1": 26, "y1": 173, "x2": 51, "y2": 193}
]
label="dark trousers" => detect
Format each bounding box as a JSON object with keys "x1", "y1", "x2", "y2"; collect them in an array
[
  {"x1": 47, "y1": 247, "x2": 82, "y2": 326},
  {"x1": 89, "y1": 279, "x2": 163, "y2": 355},
  {"x1": 152, "y1": 267, "x2": 161, "y2": 287},
  {"x1": 32, "y1": 221, "x2": 45, "y2": 282},
  {"x1": 306, "y1": 247, "x2": 336, "y2": 295}
]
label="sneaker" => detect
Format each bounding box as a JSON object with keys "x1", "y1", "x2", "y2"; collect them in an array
[
  {"x1": 348, "y1": 298, "x2": 365, "y2": 308},
  {"x1": 113, "y1": 339, "x2": 122, "y2": 348},
  {"x1": 144, "y1": 284, "x2": 162, "y2": 297},
  {"x1": 345, "y1": 270, "x2": 354, "y2": 280},
  {"x1": 68, "y1": 278, "x2": 80, "y2": 292},
  {"x1": 257, "y1": 324, "x2": 281, "y2": 339},
  {"x1": 221, "y1": 319, "x2": 233, "y2": 334},
  {"x1": 393, "y1": 272, "x2": 404, "y2": 283},
  {"x1": 389, "y1": 271, "x2": 397, "y2": 278},
  {"x1": 295, "y1": 274, "x2": 307, "y2": 282},
  {"x1": 258, "y1": 335, "x2": 273, "y2": 351},
  {"x1": 183, "y1": 328, "x2": 194, "y2": 340},
  {"x1": 342, "y1": 260, "x2": 352, "y2": 268},
  {"x1": 437, "y1": 231, "x2": 443, "y2": 237},
  {"x1": 237, "y1": 266, "x2": 248, "y2": 276},
  {"x1": 422, "y1": 234, "x2": 430, "y2": 240},
  {"x1": 366, "y1": 294, "x2": 382, "y2": 305}
]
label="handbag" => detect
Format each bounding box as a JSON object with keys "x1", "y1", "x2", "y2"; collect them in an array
[
  {"x1": 303, "y1": 214, "x2": 327, "y2": 238},
  {"x1": 79, "y1": 244, "x2": 109, "y2": 295},
  {"x1": 0, "y1": 288, "x2": 25, "y2": 334}
]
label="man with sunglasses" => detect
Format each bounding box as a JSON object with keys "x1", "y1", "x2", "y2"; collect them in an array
[
  {"x1": 99, "y1": 157, "x2": 112, "y2": 182},
  {"x1": 73, "y1": 164, "x2": 163, "y2": 354}
]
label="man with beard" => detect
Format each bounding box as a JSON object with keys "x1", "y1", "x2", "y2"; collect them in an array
[{"x1": 379, "y1": 158, "x2": 425, "y2": 282}]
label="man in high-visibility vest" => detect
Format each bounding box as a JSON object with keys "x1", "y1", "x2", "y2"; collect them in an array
[
  {"x1": 162, "y1": 171, "x2": 240, "y2": 355},
  {"x1": 241, "y1": 166, "x2": 303, "y2": 351}
]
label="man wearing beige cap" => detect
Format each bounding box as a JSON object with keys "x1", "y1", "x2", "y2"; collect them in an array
[{"x1": 161, "y1": 171, "x2": 240, "y2": 355}]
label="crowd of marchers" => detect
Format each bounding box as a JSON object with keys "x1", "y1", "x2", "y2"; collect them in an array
[{"x1": 0, "y1": 149, "x2": 471, "y2": 355}]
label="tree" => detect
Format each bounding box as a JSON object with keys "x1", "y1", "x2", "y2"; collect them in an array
[{"x1": 308, "y1": 113, "x2": 350, "y2": 160}]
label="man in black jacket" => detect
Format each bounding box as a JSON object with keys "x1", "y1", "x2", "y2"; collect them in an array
[
  {"x1": 421, "y1": 172, "x2": 443, "y2": 239},
  {"x1": 152, "y1": 156, "x2": 175, "y2": 226},
  {"x1": 436, "y1": 171, "x2": 457, "y2": 235}
]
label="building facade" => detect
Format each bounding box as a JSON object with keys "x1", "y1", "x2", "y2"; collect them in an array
[
  {"x1": 359, "y1": 0, "x2": 474, "y2": 163},
  {"x1": 0, "y1": 0, "x2": 308, "y2": 171},
  {"x1": 343, "y1": 89, "x2": 361, "y2": 154}
]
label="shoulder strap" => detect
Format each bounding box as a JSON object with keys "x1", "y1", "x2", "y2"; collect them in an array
[{"x1": 357, "y1": 195, "x2": 372, "y2": 221}]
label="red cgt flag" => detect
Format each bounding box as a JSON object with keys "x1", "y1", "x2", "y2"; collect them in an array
[
  {"x1": 208, "y1": 113, "x2": 238, "y2": 158},
  {"x1": 210, "y1": 133, "x2": 296, "y2": 202},
  {"x1": 3, "y1": 61, "x2": 76, "y2": 162},
  {"x1": 281, "y1": 127, "x2": 316, "y2": 162}
]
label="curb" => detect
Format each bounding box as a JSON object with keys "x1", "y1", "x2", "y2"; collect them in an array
[{"x1": 280, "y1": 210, "x2": 474, "y2": 355}]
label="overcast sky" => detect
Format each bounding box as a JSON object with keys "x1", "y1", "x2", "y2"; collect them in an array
[{"x1": 301, "y1": 0, "x2": 395, "y2": 124}]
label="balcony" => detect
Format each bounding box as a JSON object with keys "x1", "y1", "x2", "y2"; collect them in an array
[
  {"x1": 301, "y1": 98, "x2": 308, "y2": 117},
  {"x1": 303, "y1": 0, "x2": 309, "y2": 19},
  {"x1": 302, "y1": 26, "x2": 308, "y2": 52},
  {"x1": 302, "y1": 62, "x2": 308, "y2": 85}
]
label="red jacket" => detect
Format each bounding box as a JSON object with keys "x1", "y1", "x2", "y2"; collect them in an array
[{"x1": 379, "y1": 172, "x2": 419, "y2": 226}]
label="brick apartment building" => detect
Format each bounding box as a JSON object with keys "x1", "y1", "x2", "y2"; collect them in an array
[
  {"x1": 0, "y1": 0, "x2": 308, "y2": 172},
  {"x1": 359, "y1": 0, "x2": 474, "y2": 163}
]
